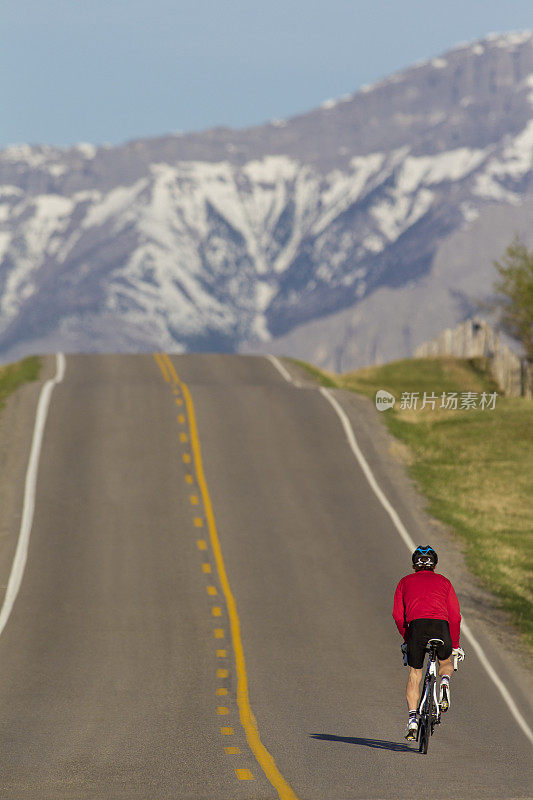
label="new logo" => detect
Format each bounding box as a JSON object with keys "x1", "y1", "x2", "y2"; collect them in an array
[{"x1": 375, "y1": 390, "x2": 396, "y2": 411}]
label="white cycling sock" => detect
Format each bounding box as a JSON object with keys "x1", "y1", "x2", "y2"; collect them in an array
[{"x1": 441, "y1": 675, "x2": 450, "y2": 685}]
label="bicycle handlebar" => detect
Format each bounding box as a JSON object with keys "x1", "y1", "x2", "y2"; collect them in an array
[{"x1": 451, "y1": 647, "x2": 465, "y2": 670}]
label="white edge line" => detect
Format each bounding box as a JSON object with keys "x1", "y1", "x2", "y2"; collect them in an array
[
  {"x1": 265, "y1": 354, "x2": 296, "y2": 385},
  {"x1": 0, "y1": 353, "x2": 66, "y2": 637},
  {"x1": 320, "y1": 385, "x2": 533, "y2": 747}
]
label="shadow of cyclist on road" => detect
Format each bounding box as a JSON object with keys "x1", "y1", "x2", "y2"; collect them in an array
[{"x1": 311, "y1": 733, "x2": 416, "y2": 753}]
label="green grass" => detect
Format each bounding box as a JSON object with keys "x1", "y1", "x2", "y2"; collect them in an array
[
  {"x1": 295, "y1": 356, "x2": 533, "y2": 650},
  {"x1": 0, "y1": 357, "x2": 42, "y2": 413},
  {"x1": 287, "y1": 357, "x2": 338, "y2": 388}
]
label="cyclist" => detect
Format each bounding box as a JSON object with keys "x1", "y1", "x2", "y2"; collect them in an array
[{"x1": 392, "y1": 545, "x2": 462, "y2": 740}]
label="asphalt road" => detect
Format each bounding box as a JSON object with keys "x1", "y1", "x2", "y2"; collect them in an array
[{"x1": 0, "y1": 353, "x2": 530, "y2": 799}]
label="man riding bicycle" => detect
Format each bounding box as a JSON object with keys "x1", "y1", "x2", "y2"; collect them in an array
[{"x1": 393, "y1": 545, "x2": 463, "y2": 740}]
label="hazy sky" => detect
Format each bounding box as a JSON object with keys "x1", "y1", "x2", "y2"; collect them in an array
[{"x1": 1, "y1": 0, "x2": 532, "y2": 149}]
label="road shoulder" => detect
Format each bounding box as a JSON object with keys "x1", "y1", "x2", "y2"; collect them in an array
[{"x1": 0, "y1": 355, "x2": 56, "y2": 608}]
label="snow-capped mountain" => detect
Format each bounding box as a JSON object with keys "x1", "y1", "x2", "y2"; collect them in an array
[{"x1": 1, "y1": 31, "x2": 532, "y2": 367}]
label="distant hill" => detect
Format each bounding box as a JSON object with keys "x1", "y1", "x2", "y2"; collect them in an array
[{"x1": 0, "y1": 31, "x2": 532, "y2": 367}]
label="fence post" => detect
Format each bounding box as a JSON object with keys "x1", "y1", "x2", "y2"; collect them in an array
[{"x1": 520, "y1": 358, "x2": 532, "y2": 398}]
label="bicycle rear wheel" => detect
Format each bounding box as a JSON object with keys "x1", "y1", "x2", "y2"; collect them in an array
[
  {"x1": 418, "y1": 677, "x2": 435, "y2": 754},
  {"x1": 418, "y1": 718, "x2": 429, "y2": 754}
]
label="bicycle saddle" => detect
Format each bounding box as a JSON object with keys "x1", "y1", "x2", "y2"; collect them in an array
[{"x1": 426, "y1": 638, "x2": 445, "y2": 647}]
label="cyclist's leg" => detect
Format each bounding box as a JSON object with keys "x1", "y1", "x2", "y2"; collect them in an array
[
  {"x1": 438, "y1": 656, "x2": 453, "y2": 678},
  {"x1": 406, "y1": 667, "x2": 423, "y2": 710},
  {"x1": 436, "y1": 621, "x2": 453, "y2": 678},
  {"x1": 438, "y1": 657, "x2": 453, "y2": 711},
  {"x1": 436, "y1": 622, "x2": 454, "y2": 712}
]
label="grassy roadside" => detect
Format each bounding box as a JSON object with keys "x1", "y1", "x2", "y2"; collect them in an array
[
  {"x1": 292, "y1": 356, "x2": 533, "y2": 650},
  {"x1": 0, "y1": 357, "x2": 42, "y2": 414}
]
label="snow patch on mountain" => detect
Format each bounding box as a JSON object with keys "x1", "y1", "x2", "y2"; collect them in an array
[
  {"x1": 500, "y1": 119, "x2": 533, "y2": 176},
  {"x1": 75, "y1": 143, "x2": 97, "y2": 159},
  {"x1": 0, "y1": 232, "x2": 11, "y2": 261},
  {"x1": 472, "y1": 119, "x2": 533, "y2": 203},
  {"x1": 82, "y1": 181, "x2": 146, "y2": 230},
  {"x1": 313, "y1": 153, "x2": 386, "y2": 235},
  {"x1": 526, "y1": 74, "x2": 533, "y2": 105},
  {"x1": 372, "y1": 187, "x2": 434, "y2": 242},
  {"x1": 0, "y1": 194, "x2": 74, "y2": 318},
  {"x1": 473, "y1": 173, "x2": 521, "y2": 204},
  {"x1": 0, "y1": 144, "x2": 51, "y2": 168},
  {"x1": 0, "y1": 186, "x2": 23, "y2": 198},
  {"x1": 487, "y1": 30, "x2": 532, "y2": 48},
  {"x1": 460, "y1": 202, "x2": 480, "y2": 225},
  {"x1": 400, "y1": 148, "x2": 487, "y2": 191}
]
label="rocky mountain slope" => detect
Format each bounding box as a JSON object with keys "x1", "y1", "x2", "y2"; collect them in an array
[{"x1": 0, "y1": 31, "x2": 532, "y2": 367}]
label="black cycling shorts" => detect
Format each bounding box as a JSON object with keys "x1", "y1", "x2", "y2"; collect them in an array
[{"x1": 406, "y1": 619, "x2": 453, "y2": 669}]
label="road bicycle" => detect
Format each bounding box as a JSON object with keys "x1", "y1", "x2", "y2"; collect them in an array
[{"x1": 415, "y1": 638, "x2": 462, "y2": 754}]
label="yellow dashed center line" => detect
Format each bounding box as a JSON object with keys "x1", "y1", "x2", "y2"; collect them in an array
[
  {"x1": 236, "y1": 769, "x2": 254, "y2": 781},
  {"x1": 154, "y1": 354, "x2": 170, "y2": 382},
  {"x1": 154, "y1": 353, "x2": 296, "y2": 799}
]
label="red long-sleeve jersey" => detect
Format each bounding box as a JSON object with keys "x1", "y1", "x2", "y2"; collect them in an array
[{"x1": 392, "y1": 570, "x2": 461, "y2": 647}]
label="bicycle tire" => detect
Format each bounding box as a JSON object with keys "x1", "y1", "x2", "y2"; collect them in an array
[
  {"x1": 427, "y1": 676, "x2": 435, "y2": 734},
  {"x1": 418, "y1": 677, "x2": 435, "y2": 754},
  {"x1": 418, "y1": 717, "x2": 429, "y2": 754}
]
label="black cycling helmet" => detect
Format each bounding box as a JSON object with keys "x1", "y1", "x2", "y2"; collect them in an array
[{"x1": 412, "y1": 545, "x2": 438, "y2": 570}]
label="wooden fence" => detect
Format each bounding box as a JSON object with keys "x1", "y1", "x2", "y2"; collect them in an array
[{"x1": 414, "y1": 318, "x2": 532, "y2": 398}]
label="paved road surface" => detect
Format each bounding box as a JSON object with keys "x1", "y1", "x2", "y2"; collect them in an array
[{"x1": 0, "y1": 353, "x2": 530, "y2": 799}]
